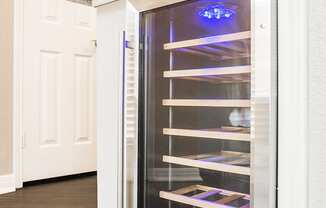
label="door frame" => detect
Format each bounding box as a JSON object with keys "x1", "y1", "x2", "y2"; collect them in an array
[{"x1": 13, "y1": 0, "x2": 24, "y2": 189}]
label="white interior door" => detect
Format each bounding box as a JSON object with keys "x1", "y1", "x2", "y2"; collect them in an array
[{"x1": 22, "y1": 0, "x2": 97, "y2": 182}]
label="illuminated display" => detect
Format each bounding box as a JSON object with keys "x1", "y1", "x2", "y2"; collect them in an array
[{"x1": 199, "y1": 4, "x2": 235, "y2": 20}]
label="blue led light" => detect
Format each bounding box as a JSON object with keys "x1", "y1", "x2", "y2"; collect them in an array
[{"x1": 199, "y1": 4, "x2": 235, "y2": 20}]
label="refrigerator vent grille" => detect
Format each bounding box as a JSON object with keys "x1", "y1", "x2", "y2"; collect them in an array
[
  {"x1": 124, "y1": 9, "x2": 138, "y2": 148},
  {"x1": 123, "y1": 5, "x2": 139, "y2": 191}
]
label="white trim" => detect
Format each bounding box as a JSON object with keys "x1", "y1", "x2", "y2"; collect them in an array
[
  {"x1": 278, "y1": 0, "x2": 308, "y2": 207},
  {"x1": 13, "y1": 0, "x2": 24, "y2": 189},
  {"x1": 0, "y1": 174, "x2": 16, "y2": 195}
]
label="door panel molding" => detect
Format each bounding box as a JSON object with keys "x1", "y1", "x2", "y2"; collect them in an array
[
  {"x1": 74, "y1": 54, "x2": 93, "y2": 145},
  {"x1": 39, "y1": 50, "x2": 62, "y2": 147}
]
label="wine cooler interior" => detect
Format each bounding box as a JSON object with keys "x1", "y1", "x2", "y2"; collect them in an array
[{"x1": 138, "y1": 0, "x2": 271, "y2": 208}]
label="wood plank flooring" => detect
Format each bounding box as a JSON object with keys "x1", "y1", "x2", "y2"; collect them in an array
[{"x1": 0, "y1": 175, "x2": 97, "y2": 208}]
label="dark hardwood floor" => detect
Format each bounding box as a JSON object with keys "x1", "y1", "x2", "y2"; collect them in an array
[{"x1": 0, "y1": 175, "x2": 97, "y2": 208}]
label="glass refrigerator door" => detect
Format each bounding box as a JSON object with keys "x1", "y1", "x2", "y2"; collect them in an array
[{"x1": 139, "y1": 0, "x2": 275, "y2": 208}]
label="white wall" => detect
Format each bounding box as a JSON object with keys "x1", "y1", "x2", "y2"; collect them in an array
[
  {"x1": 278, "y1": 0, "x2": 326, "y2": 207},
  {"x1": 0, "y1": 0, "x2": 13, "y2": 176},
  {"x1": 278, "y1": 0, "x2": 309, "y2": 207},
  {"x1": 308, "y1": 0, "x2": 326, "y2": 207}
]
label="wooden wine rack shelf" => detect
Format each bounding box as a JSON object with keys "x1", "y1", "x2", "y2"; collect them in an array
[
  {"x1": 163, "y1": 31, "x2": 251, "y2": 61},
  {"x1": 160, "y1": 185, "x2": 250, "y2": 208},
  {"x1": 163, "y1": 151, "x2": 250, "y2": 176},
  {"x1": 162, "y1": 99, "x2": 251, "y2": 108},
  {"x1": 163, "y1": 66, "x2": 251, "y2": 84},
  {"x1": 164, "y1": 31, "x2": 251, "y2": 50},
  {"x1": 163, "y1": 128, "x2": 250, "y2": 142}
]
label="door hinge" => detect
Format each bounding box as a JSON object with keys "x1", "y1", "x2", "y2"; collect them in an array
[{"x1": 92, "y1": 40, "x2": 97, "y2": 47}]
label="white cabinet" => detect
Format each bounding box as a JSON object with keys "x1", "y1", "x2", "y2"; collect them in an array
[{"x1": 96, "y1": 1, "x2": 126, "y2": 208}]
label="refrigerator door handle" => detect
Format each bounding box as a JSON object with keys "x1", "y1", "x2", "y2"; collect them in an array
[{"x1": 119, "y1": 30, "x2": 126, "y2": 208}]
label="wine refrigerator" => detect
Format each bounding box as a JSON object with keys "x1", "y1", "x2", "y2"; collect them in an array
[{"x1": 134, "y1": 1, "x2": 277, "y2": 208}]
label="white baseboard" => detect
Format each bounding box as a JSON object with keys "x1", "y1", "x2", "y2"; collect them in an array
[{"x1": 0, "y1": 174, "x2": 16, "y2": 195}]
